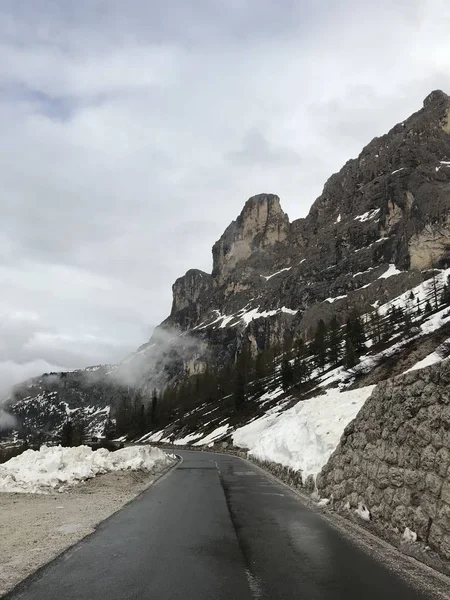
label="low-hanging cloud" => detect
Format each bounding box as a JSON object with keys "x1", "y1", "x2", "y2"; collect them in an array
[
  {"x1": 0, "y1": 359, "x2": 66, "y2": 401},
  {"x1": 0, "y1": 409, "x2": 17, "y2": 431},
  {"x1": 111, "y1": 326, "x2": 209, "y2": 393}
]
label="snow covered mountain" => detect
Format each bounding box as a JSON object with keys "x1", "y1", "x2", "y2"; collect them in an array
[{"x1": 4, "y1": 90, "x2": 450, "y2": 448}]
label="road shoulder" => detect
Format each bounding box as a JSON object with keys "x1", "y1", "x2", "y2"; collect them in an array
[{"x1": 0, "y1": 461, "x2": 177, "y2": 597}]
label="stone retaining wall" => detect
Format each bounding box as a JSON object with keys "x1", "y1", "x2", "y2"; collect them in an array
[{"x1": 317, "y1": 360, "x2": 450, "y2": 560}]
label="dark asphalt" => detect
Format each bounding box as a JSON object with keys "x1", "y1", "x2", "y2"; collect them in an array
[{"x1": 5, "y1": 450, "x2": 435, "y2": 600}]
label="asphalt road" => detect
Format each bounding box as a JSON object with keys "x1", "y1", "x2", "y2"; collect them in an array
[{"x1": 5, "y1": 450, "x2": 439, "y2": 600}]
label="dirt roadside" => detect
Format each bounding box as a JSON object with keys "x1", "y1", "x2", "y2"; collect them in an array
[{"x1": 0, "y1": 464, "x2": 175, "y2": 597}]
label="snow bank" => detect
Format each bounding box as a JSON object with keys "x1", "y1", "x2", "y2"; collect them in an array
[
  {"x1": 0, "y1": 445, "x2": 173, "y2": 494},
  {"x1": 232, "y1": 386, "x2": 375, "y2": 480}
]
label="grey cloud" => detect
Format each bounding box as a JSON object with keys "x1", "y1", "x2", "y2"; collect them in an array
[{"x1": 227, "y1": 129, "x2": 301, "y2": 167}]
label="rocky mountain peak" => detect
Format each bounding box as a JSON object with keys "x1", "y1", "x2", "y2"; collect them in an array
[
  {"x1": 212, "y1": 193, "x2": 290, "y2": 280},
  {"x1": 423, "y1": 89, "x2": 449, "y2": 109},
  {"x1": 166, "y1": 269, "x2": 213, "y2": 330}
]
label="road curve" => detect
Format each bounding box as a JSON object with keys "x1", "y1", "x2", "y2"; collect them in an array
[{"x1": 4, "y1": 450, "x2": 441, "y2": 599}]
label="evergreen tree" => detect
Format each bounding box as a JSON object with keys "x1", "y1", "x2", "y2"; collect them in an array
[
  {"x1": 311, "y1": 319, "x2": 328, "y2": 371},
  {"x1": 233, "y1": 346, "x2": 251, "y2": 411},
  {"x1": 72, "y1": 421, "x2": 86, "y2": 446},
  {"x1": 103, "y1": 418, "x2": 116, "y2": 440},
  {"x1": 281, "y1": 358, "x2": 294, "y2": 391},
  {"x1": 234, "y1": 370, "x2": 246, "y2": 410},
  {"x1": 431, "y1": 269, "x2": 439, "y2": 309},
  {"x1": 151, "y1": 389, "x2": 158, "y2": 425},
  {"x1": 345, "y1": 311, "x2": 366, "y2": 354},
  {"x1": 425, "y1": 300, "x2": 432, "y2": 314},
  {"x1": 344, "y1": 339, "x2": 358, "y2": 369},
  {"x1": 115, "y1": 397, "x2": 132, "y2": 435},
  {"x1": 388, "y1": 305, "x2": 404, "y2": 330},
  {"x1": 370, "y1": 310, "x2": 383, "y2": 345},
  {"x1": 402, "y1": 309, "x2": 413, "y2": 333},
  {"x1": 60, "y1": 421, "x2": 74, "y2": 447},
  {"x1": 293, "y1": 338, "x2": 310, "y2": 385},
  {"x1": 327, "y1": 315, "x2": 342, "y2": 366}
]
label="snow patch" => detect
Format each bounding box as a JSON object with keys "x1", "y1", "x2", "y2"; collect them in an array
[
  {"x1": 354, "y1": 208, "x2": 380, "y2": 222},
  {"x1": 334, "y1": 214, "x2": 341, "y2": 224},
  {"x1": 325, "y1": 294, "x2": 347, "y2": 304},
  {"x1": 403, "y1": 527, "x2": 417, "y2": 542},
  {"x1": 193, "y1": 425, "x2": 230, "y2": 446},
  {"x1": 318, "y1": 498, "x2": 330, "y2": 506},
  {"x1": 240, "y1": 306, "x2": 297, "y2": 324},
  {"x1": 355, "y1": 502, "x2": 371, "y2": 521},
  {"x1": 261, "y1": 267, "x2": 292, "y2": 281},
  {"x1": 0, "y1": 445, "x2": 173, "y2": 494},
  {"x1": 378, "y1": 264, "x2": 402, "y2": 279}
]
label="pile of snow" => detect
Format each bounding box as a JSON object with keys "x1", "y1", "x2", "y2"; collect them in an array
[
  {"x1": 0, "y1": 445, "x2": 173, "y2": 494},
  {"x1": 355, "y1": 502, "x2": 371, "y2": 522},
  {"x1": 403, "y1": 527, "x2": 417, "y2": 542},
  {"x1": 233, "y1": 386, "x2": 375, "y2": 480}
]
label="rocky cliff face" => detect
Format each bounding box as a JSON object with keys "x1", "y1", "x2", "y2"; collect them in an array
[
  {"x1": 212, "y1": 194, "x2": 290, "y2": 280},
  {"x1": 317, "y1": 360, "x2": 450, "y2": 561},
  {"x1": 129, "y1": 90, "x2": 450, "y2": 376}
]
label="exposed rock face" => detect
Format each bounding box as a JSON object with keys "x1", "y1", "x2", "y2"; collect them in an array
[
  {"x1": 409, "y1": 221, "x2": 450, "y2": 270},
  {"x1": 167, "y1": 269, "x2": 213, "y2": 330},
  {"x1": 212, "y1": 194, "x2": 289, "y2": 280},
  {"x1": 317, "y1": 360, "x2": 450, "y2": 560}
]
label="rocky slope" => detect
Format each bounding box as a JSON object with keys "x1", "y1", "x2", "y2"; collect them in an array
[{"x1": 4, "y1": 90, "x2": 450, "y2": 441}]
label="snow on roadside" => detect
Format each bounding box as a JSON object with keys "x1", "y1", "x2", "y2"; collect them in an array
[
  {"x1": 0, "y1": 445, "x2": 173, "y2": 494},
  {"x1": 233, "y1": 386, "x2": 375, "y2": 480}
]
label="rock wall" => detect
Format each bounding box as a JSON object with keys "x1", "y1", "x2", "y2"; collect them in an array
[{"x1": 317, "y1": 360, "x2": 450, "y2": 559}]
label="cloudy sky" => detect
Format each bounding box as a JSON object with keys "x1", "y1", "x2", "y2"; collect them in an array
[{"x1": 0, "y1": 0, "x2": 449, "y2": 395}]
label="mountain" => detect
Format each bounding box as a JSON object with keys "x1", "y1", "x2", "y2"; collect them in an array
[
  {"x1": 4, "y1": 90, "x2": 450, "y2": 444},
  {"x1": 123, "y1": 89, "x2": 450, "y2": 379}
]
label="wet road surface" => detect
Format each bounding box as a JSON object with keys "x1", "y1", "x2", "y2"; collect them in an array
[{"x1": 5, "y1": 450, "x2": 438, "y2": 599}]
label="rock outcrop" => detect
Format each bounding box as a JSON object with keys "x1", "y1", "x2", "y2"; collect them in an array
[
  {"x1": 317, "y1": 360, "x2": 450, "y2": 560},
  {"x1": 212, "y1": 194, "x2": 289, "y2": 281}
]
